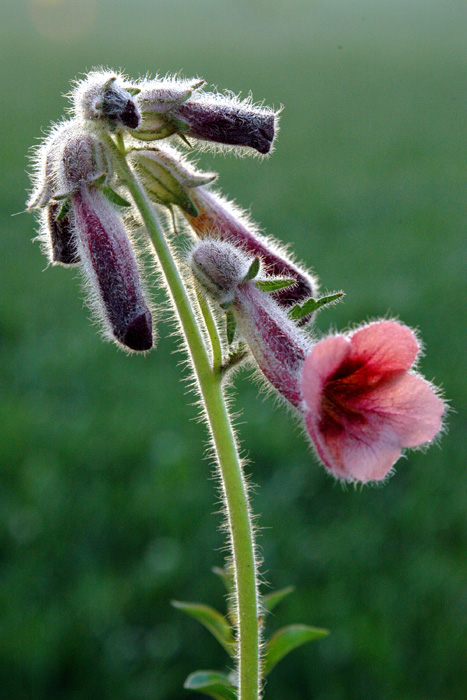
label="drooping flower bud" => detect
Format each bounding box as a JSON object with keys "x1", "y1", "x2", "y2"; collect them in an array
[
  {"x1": 71, "y1": 184, "x2": 153, "y2": 352},
  {"x1": 135, "y1": 77, "x2": 278, "y2": 154},
  {"x1": 190, "y1": 240, "x2": 312, "y2": 406},
  {"x1": 72, "y1": 70, "x2": 141, "y2": 130},
  {"x1": 29, "y1": 124, "x2": 153, "y2": 352},
  {"x1": 185, "y1": 187, "x2": 318, "y2": 320}
]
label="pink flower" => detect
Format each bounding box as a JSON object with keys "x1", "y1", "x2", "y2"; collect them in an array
[{"x1": 301, "y1": 321, "x2": 445, "y2": 482}]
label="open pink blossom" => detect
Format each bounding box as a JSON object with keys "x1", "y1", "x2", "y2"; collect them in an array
[{"x1": 301, "y1": 321, "x2": 445, "y2": 483}]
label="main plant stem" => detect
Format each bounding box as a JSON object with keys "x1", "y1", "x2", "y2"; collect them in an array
[{"x1": 106, "y1": 135, "x2": 260, "y2": 700}]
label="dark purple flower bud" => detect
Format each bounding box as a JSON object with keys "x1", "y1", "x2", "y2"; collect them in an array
[
  {"x1": 136, "y1": 78, "x2": 278, "y2": 154},
  {"x1": 45, "y1": 202, "x2": 80, "y2": 266},
  {"x1": 176, "y1": 96, "x2": 277, "y2": 154},
  {"x1": 71, "y1": 185, "x2": 153, "y2": 352},
  {"x1": 191, "y1": 240, "x2": 311, "y2": 406},
  {"x1": 184, "y1": 187, "x2": 318, "y2": 321},
  {"x1": 72, "y1": 71, "x2": 141, "y2": 131}
]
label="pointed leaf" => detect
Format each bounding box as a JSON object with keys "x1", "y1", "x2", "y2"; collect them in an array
[
  {"x1": 289, "y1": 292, "x2": 344, "y2": 320},
  {"x1": 56, "y1": 198, "x2": 71, "y2": 221},
  {"x1": 243, "y1": 257, "x2": 260, "y2": 282},
  {"x1": 102, "y1": 185, "x2": 132, "y2": 208},
  {"x1": 184, "y1": 671, "x2": 237, "y2": 700},
  {"x1": 90, "y1": 173, "x2": 107, "y2": 188},
  {"x1": 226, "y1": 310, "x2": 237, "y2": 345},
  {"x1": 171, "y1": 601, "x2": 234, "y2": 656},
  {"x1": 262, "y1": 586, "x2": 295, "y2": 613},
  {"x1": 221, "y1": 347, "x2": 249, "y2": 376},
  {"x1": 263, "y1": 624, "x2": 329, "y2": 676},
  {"x1": 255, "y1": 279, "x2": 296, "y2": 293}
]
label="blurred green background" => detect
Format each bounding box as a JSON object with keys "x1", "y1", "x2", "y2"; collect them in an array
[{"x1": 1, "y1": 1, "x2": 466, "y2": 698}]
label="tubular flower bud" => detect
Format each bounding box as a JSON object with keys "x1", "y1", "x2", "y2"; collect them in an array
[
  {"x1": 185, "y1": 187, "x2": 318, "y2": 318},
  {"x1": 28, "y1": 124, "x2": 153, "y2": 351},
  {"x1": 191, "y1": 242, "x2": 445, "y2": 482},
  {"x1": 72, "y1": 71, "x2": 141, "y2": 130},
  {"x1": 136, "y1": 78, "x2": 278, "y2": 154},
  {"x1": 190, "y1": 240, "x2": 312, "y2": 407},
  {"x1": 71, "y1": 184, "x2": 153, "y2": 352}
]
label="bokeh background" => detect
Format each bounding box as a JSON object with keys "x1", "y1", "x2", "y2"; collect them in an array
[{"x1": 1, "y1": 1, "x2": 466, "y2": 699}]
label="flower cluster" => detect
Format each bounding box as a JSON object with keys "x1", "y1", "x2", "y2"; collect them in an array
[
  {"x1": 190, "y1": 240, "x2": 445, "y2": 483},
  {"x1": 27, "y1": 68, "x2": 445, "y2": 481}
]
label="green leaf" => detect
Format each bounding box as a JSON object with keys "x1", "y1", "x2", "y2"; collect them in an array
[
  {"x1": 255, "y1": 278, "x2": 296, "y2": 292},
  {"x1": 102, "y1": 185, "x2": 132, "y2": 208},
  {"x1": 171, "y1": 601, "x2": 234, "y2": 656},
  {"x1": 243, "y1": 256, "x2": 260, "y2": 282},
  {"x1": 262, "y1": 586, "x2": 295, "y2": 613},
  {"x1": 220, "y1": 346, "x2": 249, "y2": 376},
  {"x1": 263, "y1": 624, "x2": 329, "y2": 676},
  {"x1": 288, "y1": 292, "x2": 344, "y2": 320},
  {"x1": 91, "y1": 173, "x2": 107, "y2": 188},
  {"x1": 56, "y1": 198, "x2": 71, "y2": 221},
  {"x1": 184, "y1": 671, "x2": 237, "y2": 700},
  {"x1": 226, "y1": 310, "x2": 237, "y2": 345}
]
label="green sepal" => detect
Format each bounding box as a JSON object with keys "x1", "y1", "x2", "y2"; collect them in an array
[
  {"x1": 288, "y1": 292, "x2": 344, "y2": 320},
  {"x1": 219, "y1": 300, "x2": 232, "y2": 311},
  {"x1": 263, "y1": 624, "x2": 329, "y2": 676},
  {"x1": 52, "y1": 191, "x2": 72, "y2": 201},
  {"x1": 171, "y1": 601, "x2": 234, "y2": 656},
  {"x1": 138, "y1": 157, "x2": 198, "y2": 216},
  {"x1": 255, "y1": 278, "x2": 296, "y2": 293},
  {"x1": 56, "y1": 198, "x2": 71, "y2": 221},
  {"x1": 262, "y1": 586, "x2": 295, "y2": 613},
  {"x1": 243, "y1": 257, "x2": 260, "y2": 282},
  {"x1": 126, "y1": 86, "x2": 141, "y2": 96},
  {"x1": 91, "y1": 173, "x2": 107, "y2": 188},
  {"x1": 132, "y1": 121, "x2": 179, "y2": 141},
  {"x1": 184, "y1": 671, "x2": 237, "y2": 700},
  {"x1": 220, "y1": 345, "x2": 249, "y2": 376},
  {"x1": 226, "y1": 310, "x2": 237, "y2": 345},
  {"x1": 102, "y1": 185, "x2": 132, "y2": 208}
]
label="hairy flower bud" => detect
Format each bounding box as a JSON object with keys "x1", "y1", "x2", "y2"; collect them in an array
[
  {"x1": 72, "y1": 71, "x2": 141, "y2": 130},
  {"x1": 136, "y1": 78, "x2": 278, "y2": 154},
  {"x1": 190, "y1": 240, "x2": 311, "y2": 406},
  {"x1": 71, "y1": 185, "x2": 153, "y2": 352},
  {"x1": 185, "y1": 187, "x2": 318, "y2": 320}
]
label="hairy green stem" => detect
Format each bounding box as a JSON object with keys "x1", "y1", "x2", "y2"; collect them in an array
[{"x1": 105, "y1": 134, "x2": 261, "y2": 700}]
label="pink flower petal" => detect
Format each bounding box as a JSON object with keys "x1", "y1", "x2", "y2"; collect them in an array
[
  {"x1": 350, "y1": 321, "x2": 419, "y2": 374},
  {"x1": 301, "y1": 335, "x2": 350, "y2": 414}
]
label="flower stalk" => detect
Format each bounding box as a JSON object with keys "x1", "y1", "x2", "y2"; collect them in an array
[{"x1": 103, "y1": 133, "x2": 261, "y2": 700}]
